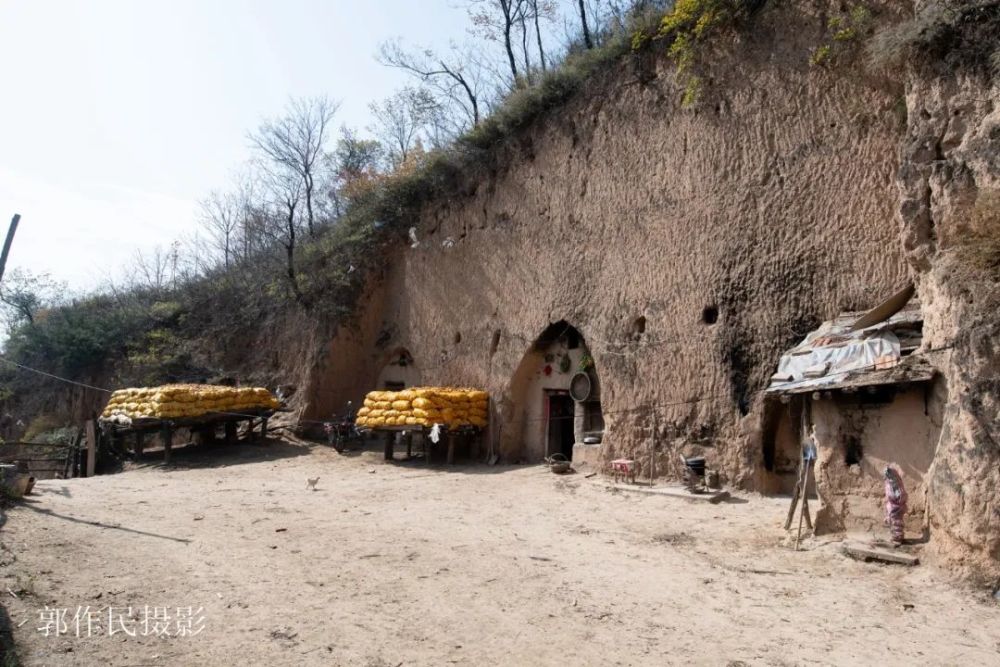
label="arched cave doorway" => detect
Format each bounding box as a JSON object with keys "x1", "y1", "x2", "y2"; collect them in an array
[
  {"x1": 760, "y1": 397, "x2": 806, "y2": 494},
  {"x1": 505, "y1": 321, "x2": 604, "y2": 462},
  {"x1": 376, "y1": 347, "x2": 420, "y2": 391}
]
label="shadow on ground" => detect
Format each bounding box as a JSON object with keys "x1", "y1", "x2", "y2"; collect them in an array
[
  {"x1": 15, "y1": 499, "x2": 192, "y2": 544},
  {"x1": 127, "y1": 435, "x2": 314, "y2": 473},
  {"x1": 345, "y1": 435, "x2": 535, "y2": 476}
]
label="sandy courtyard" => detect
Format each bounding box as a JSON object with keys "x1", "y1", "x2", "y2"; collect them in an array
[{"x1": 1, "y1": 437, "x2": 998, "y2": 666}]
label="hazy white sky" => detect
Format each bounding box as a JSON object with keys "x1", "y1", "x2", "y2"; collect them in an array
[{"x1": 0, "y1": 0, "x2": 471, "y2": 291}]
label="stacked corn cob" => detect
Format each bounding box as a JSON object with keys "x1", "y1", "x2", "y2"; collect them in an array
[
  {"x1": 355, "y1": 387, "x2": 488, "y2": 429},
  {"x1": 101, "y1": 384, "x2": 280, "y2": 421}
]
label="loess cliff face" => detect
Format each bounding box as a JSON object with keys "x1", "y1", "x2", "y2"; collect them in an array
[
  {"x1": 898, "y1": 63, "x2": 1000, "y2": 578},
  {"x1": 306, "y1": 1, "x2": 909, "y2": 471},
  {"x1": 301, "y1": 1, "x2": 999, "y2": 576}
]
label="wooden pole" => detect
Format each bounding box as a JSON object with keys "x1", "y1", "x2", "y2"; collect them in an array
[
  {"x1": 383, "y1": 431, "x2": 394, "y2": 461},
  {"x1": 485, "y1": 397, "x2": 494, "y2": 463},
  {"x1": 649, "y1": 413, "x2": 657, "y2": 486},
  {"x1": 542, "y1": 394, "x2": 550, "y2": 460},
  {"x1": 802, "y1": 459, "x2": 813, "y2": 530},
  {"x1": 923, "y1": 486, "x2": 931, "y2": 538},
  {"x1": 0, "y1": 214, "x2": 21, "y2": 285},
  {"x1": 161, "y1": 424, "x2": 173, "y2": 464},
  {"x1": 84, "y1": 419, "x2": 96, "y2": 477},
  {"x1": 795, "y1": 488, "x2": 807, "y2": 550},
  {"x1": 785, "y1": 458, "x2": 803, "y2": 530},
  {"x1": 795, "y1": 459, "x2": 813, "y2": 550},
  {"x1": 65, "y1": 427, "x2": 83, "y2": 479}
]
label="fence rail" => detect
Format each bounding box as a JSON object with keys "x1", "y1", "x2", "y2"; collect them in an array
[{"x1": 0, "y1": 433, "x2": 82, "y2": 479}]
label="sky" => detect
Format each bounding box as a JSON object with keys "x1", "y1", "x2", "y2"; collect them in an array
[{"x1": 0, "y1": 0, "x2": 474, "y2": 291}]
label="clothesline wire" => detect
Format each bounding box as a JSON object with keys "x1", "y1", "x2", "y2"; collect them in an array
[
  {"x1": 0, "y1": 356, "x2": 300, "y2": 425},
  {"x1": 0, "y1": 356, "x2": 113, "y2": 394}
]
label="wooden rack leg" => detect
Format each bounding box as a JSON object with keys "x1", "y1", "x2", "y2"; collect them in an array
[
  {"x1": 260, "y1": 418, "x2": 269, "y2": 440},
  {"x1": 383, "y1": 431, "x2": 394, "y2": 461},
  {"x1": 225, "y1": 421, "x2": 237, "y2": 445},
  {"x1": 133, "y1": 432, "x2": 144, "y2": 458},
  {"x1": 161, "y1": 425, "x2": 173, "y2": 465},
  {"x1": 446, "y1": 433, "x2": 456, "y2": 465},
  {"x1": 85, "y1": 420, "x2": 97, "y2": 478},
  {"x1": 405, "y1": 433, "x2": 413, "y2": 459}
]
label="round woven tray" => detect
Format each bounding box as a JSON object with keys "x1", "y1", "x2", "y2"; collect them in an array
[{"x1": 546, "y1": 453, "x2": 572, "y2": 474}]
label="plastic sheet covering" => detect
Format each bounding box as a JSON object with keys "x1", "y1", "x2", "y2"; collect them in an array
[{"x1": 768, "y1": 329, "x2": 901, "y2": 393}]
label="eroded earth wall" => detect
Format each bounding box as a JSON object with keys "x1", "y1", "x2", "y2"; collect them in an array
[
  {"x1": 897, "y1": 44, "x2": 1000, "y2": 578},
  {"x1": 302, "y1": 1, "x2": 1000, "y2": 576},
  {"x1": 306, "y1": 1, "x2": 911, "y2": 483}
]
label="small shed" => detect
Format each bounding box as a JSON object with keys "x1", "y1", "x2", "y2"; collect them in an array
[{"x1": 761, "y1": 298, "x2": 942, "y2": 534}]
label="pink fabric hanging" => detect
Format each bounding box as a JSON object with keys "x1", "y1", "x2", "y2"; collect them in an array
[{"x1": 883, "y1": 465, "x2": 908, "y2": 544}]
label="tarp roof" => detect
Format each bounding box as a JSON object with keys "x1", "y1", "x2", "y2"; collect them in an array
[
  {"x1": 765, "y1": 301, "x2": 933, "y2": 395},
  {"x1": 767, "y1": 354, "x2": 936, "y2": 396}
]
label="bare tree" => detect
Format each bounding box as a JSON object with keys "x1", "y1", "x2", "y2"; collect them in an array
[
  {"x1": 529, "y1": 0, "x2": 557, "y2": 72},
  {"x1": 175, "y1": 229, "x2": 212, "y2": 280},
  {"x1": 467, "y1": 0, "x2": 527, "y2": 83},
  {"x1": 232, "y1": 170, "x2": 269, "y2": 261},
  {"x1": 200, "y1": 190, "x2": 240, "y2": 269},
  {"x1": 577, "y1": 0, "x2": 594, "y2": 48},
  {"x1": 368, "y1": 88, "x2": 438, "y2": 168},
  {"x1": 248, "y1": 97, "x2": 339, "y2": 237},
  {"x1": 130, "y1": 245, "x2": 173, "y2": 293},
  {"x1": 518, "y1": 3, "x2": 534, "y2": 84},
  {"x1": 379, "y1": 41, "x2": 489, "y2": 131},
  {"x1": 257, "y1": 167, "x2": 308, "y2": 307},
  {"x1": 0, "y1": 269, "x2": 60, "y2": 330}
]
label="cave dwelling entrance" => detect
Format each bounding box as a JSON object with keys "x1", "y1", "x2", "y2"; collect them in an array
[
  {"x1": 376, "y1": 348, "x2": 420, "y2": 391},
  {"x1": 506, "y1": 321, "x2": 603, "y2": 463}
]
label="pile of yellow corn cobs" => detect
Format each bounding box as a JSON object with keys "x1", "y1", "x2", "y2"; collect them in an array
[
  {"x1": 101, "y1": 384, "x2": 281, "y2": 421},
  {"x1": 355, "y1": 387, "x2": 488, "y2": 429}
]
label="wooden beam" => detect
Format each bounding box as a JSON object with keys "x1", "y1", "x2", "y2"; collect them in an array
[
  {"x1": 841, "y1": 542, "x2": 919, "y2": 566},
  {"x1": 161, "y1": 424, "x2": 173, "y2": 464},
  {"x1": 608, "y1": 484, "x2": 730, "y2": 503},
  {"x1": 64, "y1": 427, "x2": 83, "y2": 478},
  {"x1": 0, "y1": 214, "x2": 21, "y2": 285},
  {"x1": 383, "y1": 431, "x2": 394, "y2": 461},
  {"x1": 84, "y1": 419, "x2": 96, "y2": 477}
]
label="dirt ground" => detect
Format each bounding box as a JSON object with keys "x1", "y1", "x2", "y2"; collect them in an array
[{"x1": 1, "y1": 437, "x2": 999, "y2": 666}]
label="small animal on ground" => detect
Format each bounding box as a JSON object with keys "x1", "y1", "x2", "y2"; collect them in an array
[{"x1": 306, "y1": 477, "x2": 320, "y2": 491}]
